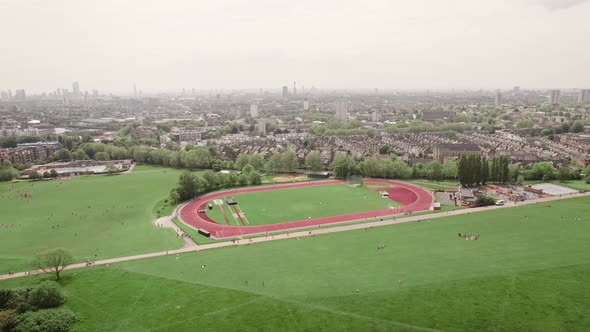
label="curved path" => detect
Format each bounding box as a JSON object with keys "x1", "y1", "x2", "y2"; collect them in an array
[{"x1": 179, "y1": 179, "x2": 433, "y2": 238}]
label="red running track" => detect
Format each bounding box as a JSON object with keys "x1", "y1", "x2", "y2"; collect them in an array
[{"x1": 179, "y1": 179, "x2": 433, "y2": 238}]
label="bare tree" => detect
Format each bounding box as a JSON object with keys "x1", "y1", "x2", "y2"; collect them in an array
[{"x1": 33, "y1": 248, "x2": 73, "y2": 280}]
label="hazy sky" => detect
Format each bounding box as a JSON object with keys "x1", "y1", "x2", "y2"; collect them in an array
[{"x1": 1, "y1": 0, "x2": 589, "y2": 93}]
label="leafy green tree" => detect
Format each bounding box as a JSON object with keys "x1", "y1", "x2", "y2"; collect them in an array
[
  {"x1": 281, "y1": 150, "x2": 298, "y2": 173},
  {"x1": 249, "y1": 154, "x2": 265, "y2": 171},
  {"x1": 238, "y1": 174, "x2": 249, "y2": 186},
  {"x1": 175, "y1": 172, "x2": 198, "y2": 201},
  {"x1": 248, "y1": 171, "x2": 262, "y2": 185},
  {"x1": 241, "y1": 164, "x2": 254, "y2": 175},
  {"x1": 558, "y1": 166, "x2": 571, "y2": 181},
  {"x1": 94, "y1": 151, "x2": 110, "y2": 161},
  {"x1": 572, "y1": 120, "x2": 585, "y2": 133},
  {"x1": 426, "y1": 160, "x2": 443, "y2": 181},
  {"x1": 305, "y1": 152, "x2": 323, "y2": 171},
  {"x1": 71, "y1": 149, "x2": 89, "y2": 160},
  {"x1": 331, "y1": 155, "x2": 356, "y2": 179},
  {"x1": 235, "y1": 154, "x2": 251, "y2": 170},
  {"x1": 51, "y1": 149, "x2": 71, "y2": 161},
  {"x1": 442, "y1": 160, "x2": 458, "y2": 179}
]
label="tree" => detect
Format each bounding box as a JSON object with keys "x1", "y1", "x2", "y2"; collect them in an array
[
  {"x1": 33, "y1": 248, "x2": 73, "y2": 281},
  {"x1": 249, "y1": 154, "x2": 265, "y2": 171},
  {"x1": 50, "y1": 169, "x2": 58, "y2": 178},
  {"x1": 94, "y1": 151, "x2": 110, "y2": 161},
  {"x1": 241, "y1": 164, "x2": 254, "y2": 175},
  {"x1": 305, "y1": 152, "x2": 323, "y2": 171},
  {"x1": 480, "y1": 157, "x2": 489, "y2": 184},
  {"x1": 0, "y1": 161, "x2": 19, "y2": 182},
  {"x1": 71, "y1": 149, "x2": 89, "y2": 160},
  {"x1": 561, "y1": 122, "x2": 570, "y2": 133},
  {"x1": 379, "y1": 145, "x2": 391, "y2": 155},
  {"x1": 572, "y1": 120, "x2": 585, "y2": 133},
  {"x1": 558, "y1": 166, "x2": 571, "y2": 181},
  {"x1": 281, "y1": 150, "x2": 298, "y2": 173},
  {"x1": 331, "y1": 155, "x2": 356, "y2": 179},
  {"x1": 235, "y1": 154, "x2": 251, "y2": 170},
  {"x1": 29, "y1": 281, "x2": 68, "y2": 309},
  {"x1": 51, "y1": 149, "x2": 71, "y2": 161},
  {"x1": 529, "y1": 162, "x2": 557, "y2": 180},
  {"x1": 265, "y1": 153, "x2": 283, "y2": 174},
  {"x1": 238, "y1": 174, "x2": 249, "y2": 186},
  {"x1": 29, "y1": 171, "x2": 41, "y2": 180},
  {"x1": 426, "y1": 160, "x2": 443, "y2": 181},
  {"x1": 248, "y1": 171, "x2": 262, "y2": 185},
  {"x1": 175, "y1": 172, "x2": 198, "y2": 201},
  {"x1": 442, "y1": 160, "x2": 458, "y2": 179}
]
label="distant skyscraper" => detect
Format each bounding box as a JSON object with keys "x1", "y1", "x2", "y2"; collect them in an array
[
  {"x1": 303, "y1": 98, "x2": 309, "y2": 111},
  {"x1": 335, "y1": 98, "x2": 348, "y2": 123},
  {"x1": 72, "y1": 81, "x2": 80, "y2": 96},
  {"x1": 250, "y1": 103, "x2": 259, "y2": 117},
  {"x1": 282, "y1": 86, "x2": 289, "y2": 98},
  {"x1": 495, "y1": 91, "x2": 503, "y2": 106},
  {"x1": 293, "y1": 81, "x2": 297, "y2": 95},
  {"x1": 513, "y1": 86, "x2": 520, "y2": 94},
  {"x1": 578, "y1": 89, "x2": 590, "y2": 103},
  {"x1": 15, "y1": 89, "x2": 26, "y2": 100},
  {"x1": 133, "y1": 83, "x2": 137, "y2": 99},
  {"x1": 258, "y1": 118, "x2": 266, "y2": 136},
  {"x1": 549, "y1": 89, "x2": 560, "y2": 105}
]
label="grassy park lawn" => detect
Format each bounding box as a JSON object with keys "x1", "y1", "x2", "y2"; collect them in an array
[
  {"x1": 0, "y1": 165, "x2": 184, "y2": 274},
  {"x1": 205, "y1": 184, "x2": 399, "y2": 226},
  {"x1": 2, "y1": 196, "x2": 590, "y2": 331},
  {"x1": 556, "y1": 180, "x2": 590, "y2": 191},
  {"x1": 407, "y1": 179, "x2": 459, "y2": 191}
]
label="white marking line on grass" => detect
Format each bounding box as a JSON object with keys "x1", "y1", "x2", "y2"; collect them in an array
[{"x1": 237, "y1": 205, "x2": 249, "y2": 225}]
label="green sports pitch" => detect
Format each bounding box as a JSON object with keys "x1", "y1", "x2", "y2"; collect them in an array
[
  {"x1": 2, "y1": 196, "x2": 590, "y2": 331},
  {"x1": 205, "y1": 184, "x2": 400, "y2": 226},
  {"x1": 0, "y1": 165, "x2": 185, "y2": 274}
]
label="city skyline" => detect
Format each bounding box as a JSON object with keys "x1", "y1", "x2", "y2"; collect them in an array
[{"x1": 1, "y1": 0, "x2": 589, "y2": 92}]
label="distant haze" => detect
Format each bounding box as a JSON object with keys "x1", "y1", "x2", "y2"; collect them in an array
[{"x1": 1, "y1": 0, "x2": 589, "y2": 93}]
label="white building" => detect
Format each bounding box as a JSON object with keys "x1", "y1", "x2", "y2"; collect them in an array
[
  {"x1": 303, "y1": 98, "x2": 309, "y2": 111},
  {"x1": 335, "y1": 98, "x2": 348, "y2": 123},
  {"x1": 250, "y1": 103, "x2": 259, "y2": 118},
  {"x1": 258, "y1": 118, "x2": 266, "y2": 136},
  {"x1": 371, "y1": 112, "x2": 380, "y2": 122}
]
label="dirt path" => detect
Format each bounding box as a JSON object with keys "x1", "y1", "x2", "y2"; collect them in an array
[{"x1": 1, "y1": 191, "x2": 588, "y2": 281}]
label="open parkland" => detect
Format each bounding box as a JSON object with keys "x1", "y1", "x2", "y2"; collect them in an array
[{"x1": 2, "y1": 165, "x2": 590, "y2": 331}]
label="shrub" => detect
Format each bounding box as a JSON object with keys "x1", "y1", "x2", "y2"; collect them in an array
[
  {"x1": 3, "y1": 288, "x2": 33, "y2": 313},
  {"x1": 475, "y1": 195, "x2": 496, "y2": 207},
  {"x1": 29, "y1": 281, "x2": 67, "y2": 309},
  {"x1": 12, "y1": 307, "x2": 78, "y2": 332},
  {"x1": 0, "y1": 309, "x2": 16, "y2": 330}
]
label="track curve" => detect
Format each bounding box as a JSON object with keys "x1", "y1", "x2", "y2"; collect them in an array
[{"x1": 178, "y1": 179, "x2": 433, "y2": 238}]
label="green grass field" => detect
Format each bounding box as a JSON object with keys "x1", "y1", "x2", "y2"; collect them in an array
[
  {"x1": 206, "y1": 184, "x2": 400, "y2": 226},
  {"x1": 2, "y1": 196, "x2": 590, "y2": 331},
  {"x1": 0, "y1": 165, "x2": 185, "y2": 274}
]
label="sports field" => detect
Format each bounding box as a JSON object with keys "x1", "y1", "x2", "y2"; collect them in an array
[
  {"x1": 0, "y1": 165, "x2": 184, "y2": 274},
  {"x1": 2, "y1": 196, "x2": 589, "y2": 331},
  {"x1": 206, "y1": 184, "x2": 399, "y2": 226}
]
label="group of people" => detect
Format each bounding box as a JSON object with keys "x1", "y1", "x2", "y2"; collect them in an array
[{"x1": 458, "y1": 233, "x2": 480, "y2": 240}]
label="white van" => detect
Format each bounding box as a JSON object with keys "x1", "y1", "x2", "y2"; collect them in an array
[{"x1": 495, "y1": 200, "x2": 505, "y2": 206}]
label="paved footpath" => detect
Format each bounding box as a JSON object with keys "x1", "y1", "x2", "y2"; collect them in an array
[{"x1": 2, "y1": 191, "x2": 588, "y2": 281}]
